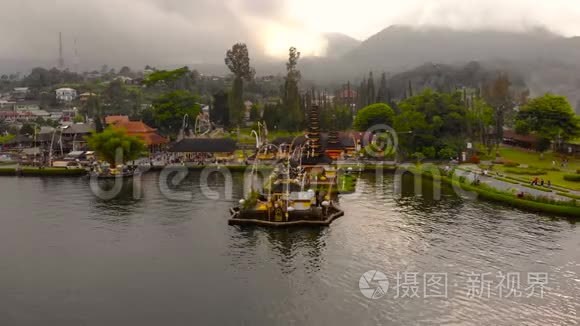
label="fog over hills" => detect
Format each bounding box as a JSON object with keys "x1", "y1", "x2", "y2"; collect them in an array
[
  {"x1": 295, "y1": 25, "x2": 580, "y2": 112},
  {"x1": 3, "y1": 20, "x2": 580, "y2": 112}
]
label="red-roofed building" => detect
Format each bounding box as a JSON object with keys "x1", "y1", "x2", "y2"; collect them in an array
[
  {"x1": 105, "y1": 115, "x2": 130, "y2": 125},
  {"x1": 105, "y1": 117, "x2": 168, "y2": 152},
  {"x1": 502, "y1": 130, "x2": 539, "y2": 149},
  {"x1": 339, "y1": 89, "x2": 357, "y2": 101}
]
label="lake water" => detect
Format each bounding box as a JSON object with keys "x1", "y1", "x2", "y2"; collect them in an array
[{"x1": 0, "y1": 172, "x2": 578, "y2": 325}]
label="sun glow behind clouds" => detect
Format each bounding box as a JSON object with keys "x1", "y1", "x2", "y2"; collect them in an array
[{"x1": 262, "y1": 22, "x2": 328, "y2": 58}]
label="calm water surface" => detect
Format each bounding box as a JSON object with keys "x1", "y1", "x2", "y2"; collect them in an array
[{"x1": 0, "y1": 172, "x2": 578, "y2": 325}]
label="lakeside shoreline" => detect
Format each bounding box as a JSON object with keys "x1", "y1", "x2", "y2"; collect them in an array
[
  {"x1": 2, "y1": 163, "x2": 579, "y2": 219},
  {"x1": 404, "y1": 165, "x2": 580, "y2": 219}
]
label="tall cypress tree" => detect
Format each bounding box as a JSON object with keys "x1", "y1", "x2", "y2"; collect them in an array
[
  {"x1": 367, "y1": 71, "x2": 375, "y2": 106},
  {"x1": 225, "y1": 43, "x2": 255, "y2": 127},
  {"x1": 282, "y1": 47, "x2": 303, "y2": 131},
  {"x1": 377, "y1": 72, "x2": 388, "y2": 103}
]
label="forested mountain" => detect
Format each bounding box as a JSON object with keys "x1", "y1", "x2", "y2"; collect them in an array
[
  {"x1": 301, "y1": 25, "x2": 580, "y2": 112},
  {"x1": 324, "y1": 33, "x2": 361, "y2": 58}
]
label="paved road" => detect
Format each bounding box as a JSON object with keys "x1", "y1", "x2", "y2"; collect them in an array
[{"x1": 457, "y1": 164, "x2": 580, "y2": 202}]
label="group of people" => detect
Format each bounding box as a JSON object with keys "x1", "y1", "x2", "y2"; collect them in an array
[
  {"x1": 531, "y1": 177, "x2": 551, "y2": 188},
  {"x1": 553, "y1": 159, "x2": 570, "y2": 168}
]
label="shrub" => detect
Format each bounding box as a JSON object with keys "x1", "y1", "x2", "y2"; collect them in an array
[
  {"x1": 478, "y1": 163, "x2": 493, "y2": 170},
  {"x1": 504, "y1": 161, "x2": 520, "y2": 167},
  {"x1": 495, "y1": 177, "x2": 520, "y2": 185},
  {"x1": 413, "y1": 152, "x2": 425, "y2": 163},
  {"x1": 557, "y1": 192, "x2": 580, "y2": 200},
  {"x1": 505, "y1": 167, "x2": 547, "y2": 175},
  {"x1": 242, "y1": 191, "x2": 259, "y2": 210},
  {"x1": 563, "y1": 174, "x2": 580, "y2": 182},
  {"x1": 438, "y1": 146, "x2": 457, "y2": 160},
  {"x1": 523, "y1": 184, "x2": 553, "y2": 193},
  {"x1": 21, "y1": 168, "x2": 86, "y2": 176},
  {"x1": 422, "y1": 146, "x2": 437, "y2": 159},
  {"x1": 493, "y1": 158, "x2": 519, "y2": 167}
]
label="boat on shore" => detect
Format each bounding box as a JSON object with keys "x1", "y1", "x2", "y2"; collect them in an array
[{"x1": 88, "y1": 163, "x2": 139, "y2": 179}]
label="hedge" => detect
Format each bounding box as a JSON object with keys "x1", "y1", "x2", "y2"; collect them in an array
[
  {"x1": 522, "y1": 184, "x2": 553, "y2": 193},
  {"x1": 563, "y1": 174, "x2": 580, "y2": 182},
  {"x1": 407, "y1": 166, "x2": 580, "y2": 218},
  {"x1": 505, "y1": 167, "x2": 547, "y2": 175},
  {"x1": 0, "y1": 168, "x2": 16, "y2": 175},
  {"x1": 557, "y1": 192, "x2": 580, "y2": 200},
  {"x1": 20, "y1": 168, "x2": 86, "y2": 176},
  {"x1": 494, "y1": 177, "x2": 520, "y2": 185}
]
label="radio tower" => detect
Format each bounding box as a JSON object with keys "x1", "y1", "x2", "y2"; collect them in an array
[{"x1": 58, "y1": 32, "x2": 65, "y2": 69}]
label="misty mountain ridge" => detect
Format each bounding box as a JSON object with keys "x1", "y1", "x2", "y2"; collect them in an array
[{"x1": 4, "y1": 24, "x2": 580, "y2": 112}]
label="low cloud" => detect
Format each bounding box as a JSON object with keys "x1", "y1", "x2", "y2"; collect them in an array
[{"x1": 1, "y1": 0, "x2": 580, "y2": 73}]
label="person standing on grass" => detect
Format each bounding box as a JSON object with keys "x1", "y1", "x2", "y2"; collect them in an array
[
  {"x1": 547, "y1": 180, "x2": 552, "y2": 188},
  {"x1": 541, "y1": 179, "x2": 545, "y2": 187}
]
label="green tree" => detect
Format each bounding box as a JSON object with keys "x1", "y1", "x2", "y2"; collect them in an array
[
  {"x1": 320, "y1": 105, "x2": 353, "y2": 131},
  {"x1": 119, "y1": 66, "x2": 133, "y2": 77},
  {"x1": 211, "y1": 90, "x2": 229, "y2": 126},
  {"x1": 103, "y1": 79, "x2": 130, "y2": 114},
  {"x1": 143, "y1": 66, "x2": 192, "y2": 91},
  {"x1": 438, "y1": 146, "x2": 457, "y2": 160},
  {"x1": 73, "y1": 114, "x2": 84, "y2": 123},
  {"x1": 353, "y1": 103, "x2": 395, "y2": 131},
  {"x1": 0, "y1": 119, "x2": 9, "y2": 134},
  {"x1": 515, "y1": 93, "x2": 580, "y2": 150},
  {"x1": 367, "y1": 71, "x2": 375, "y2": 106},
  {"x1": 0, "y1": 134, "x2": 15, "y2": 145},
  {"x1": 149, "y1": 90, "x2": 200, "y2": 136},
  {"x1": 281, "y1": 47, "x2": 303, "y2": 131},
  {"x1": 225, "y1": 43, "x2": 255, "y2": 126},
  {"x1": 262, "y1": 102, "x2": 283, "y2": 130},
  {"x1": 20, "y1": 123, "x2": 36, "y2": 136},
  {"x1": 467, "y1": 97, "x2": 494, "y2": 147},
  {"x1": 376, "y1": 72, "x2": 389, "y2": 103},
  {"x1": 86, "y1": 126, "x2": 147, "y2": 167},
  {"x1": 482, "y1": 73, "x2": 512, "y2": 146},
  {"x1": 394, "y1": 89, "x2": 470, "y2": 158},
  {"x1": 249, "y1": 103, "x2": 261, "y2": 121}
]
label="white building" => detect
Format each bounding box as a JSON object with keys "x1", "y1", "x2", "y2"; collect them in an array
[
  {"x1": 55, "y1": 88, "x2": 78, "y2": 102},
  {"x1": 0, "y1": 100, "x2": 16, "y2": 111},
  {"x1": 12, "y1": 87, "x2": 29, "y2": 100},
  {"x1": 14, "y1": 101, "x2": 40, "y2": 112}
]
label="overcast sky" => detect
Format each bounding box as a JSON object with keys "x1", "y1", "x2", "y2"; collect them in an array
[{"x1": 2, "y1": 0, "x2": 580, "y2": 72}]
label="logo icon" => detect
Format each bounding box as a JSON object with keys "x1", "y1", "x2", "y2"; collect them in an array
[
  {"x1": 362, "y1": 124, "x2": 399, "y2": 158},
  {"x1": 359, "y1": 270, "x2": 389, "y2": 299}
]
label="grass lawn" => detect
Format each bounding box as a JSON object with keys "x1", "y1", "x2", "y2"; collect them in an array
[{"x1": 496, "y1": 146, "x2": 580, "y2": 190}]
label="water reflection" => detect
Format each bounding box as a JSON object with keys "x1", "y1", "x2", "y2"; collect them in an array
[
  {"x1": 90, "y1": 179, "x2": 142, "y2": 223},
  {"x1": 1, "y1": 171, "x2": 578, "y2": 325}
]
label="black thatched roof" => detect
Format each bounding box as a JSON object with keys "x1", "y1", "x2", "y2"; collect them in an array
[
  {"x1": 62, "y1": 124, "x2": 94, "y2": 135},
  {"x1": 301, "y1": 155, "x2": 333, "y2": 166},
  {"x1": 169, "y1": 138, "x2": 237, "y2": 153}
]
